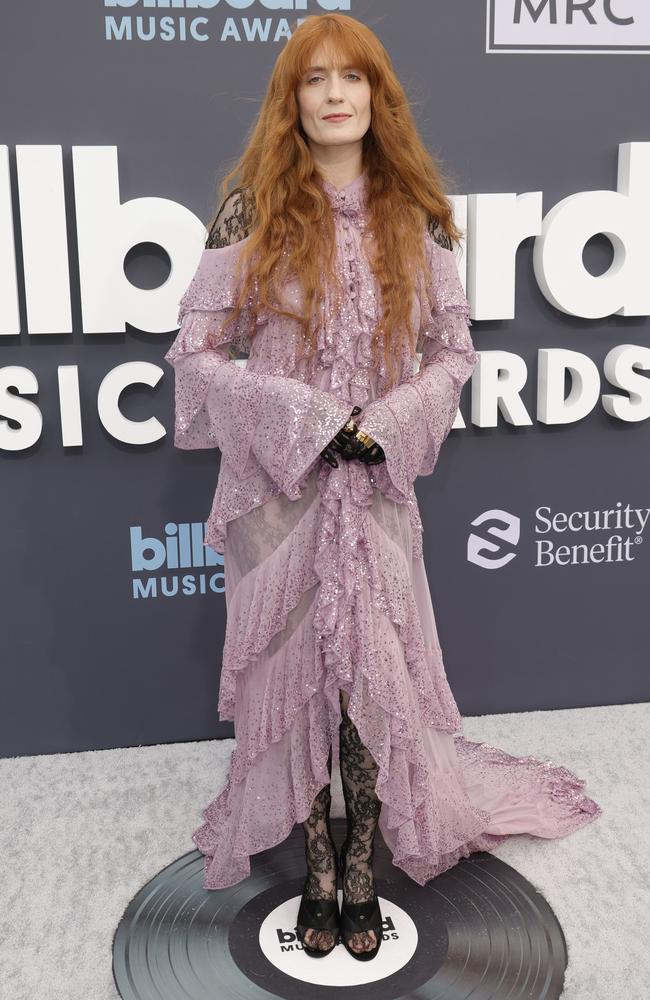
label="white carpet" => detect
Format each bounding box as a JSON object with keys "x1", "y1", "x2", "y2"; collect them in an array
[{"x1": 1, "y1": 702, "x2": 647, "y2": 1000}]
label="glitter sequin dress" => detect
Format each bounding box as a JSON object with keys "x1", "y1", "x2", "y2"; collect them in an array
[{"x1": 164, "y1": 171, "x2": 601, "y2": 890}]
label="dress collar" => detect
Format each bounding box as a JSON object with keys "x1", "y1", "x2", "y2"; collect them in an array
[{"x1": 320, "y1": 170, "x2": 368, "y2": 217}]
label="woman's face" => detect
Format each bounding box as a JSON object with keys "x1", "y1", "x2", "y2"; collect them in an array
[{"x1": 296, "y1": 45, "x2": 371, "y2": 152}]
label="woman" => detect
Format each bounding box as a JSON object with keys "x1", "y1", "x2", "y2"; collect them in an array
[{"x1": 164, "y1": 13, "x2": 601, "y2": 962}]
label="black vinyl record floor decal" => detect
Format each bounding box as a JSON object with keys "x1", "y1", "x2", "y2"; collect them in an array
[{"x1": 112, "y1": 817, "x2": 568, "y2": 1000}]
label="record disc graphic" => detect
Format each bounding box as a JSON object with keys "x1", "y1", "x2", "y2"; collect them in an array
[{"x1": 113, "y1": 817, "x2": 568, "y2": 999}]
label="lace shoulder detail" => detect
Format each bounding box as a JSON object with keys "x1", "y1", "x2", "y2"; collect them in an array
[
  {"x1": 205, "y1": 187, "x2": 255, "y2": 249},
  {"x1": 426, "y1": 214, "x2": 453, "y2": 251}
]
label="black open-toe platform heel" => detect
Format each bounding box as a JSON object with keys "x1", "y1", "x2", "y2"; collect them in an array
[
  {"x1": 296, "y1": 847, "x2": 340, "y2": 958},
  {"x1": 339, "y1": 834, "x2": 383, "y2": 961}
]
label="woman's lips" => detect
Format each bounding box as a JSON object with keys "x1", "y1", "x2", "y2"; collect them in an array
[{"x1": 323, "y1": 114, "x2": 351, "y2": 121}]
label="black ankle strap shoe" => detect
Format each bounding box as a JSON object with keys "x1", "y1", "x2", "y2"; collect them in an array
[
  {"x1": 296, "y1": 850, "x2": 340, "y2": 958},
  {"x1": 339, "y1": 835, "x2": 383, "y2": 961}
]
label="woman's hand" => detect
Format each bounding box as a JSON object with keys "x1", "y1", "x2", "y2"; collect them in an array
[{"x1": 320, "y1": 406, "x2": 386, "y2": 467}]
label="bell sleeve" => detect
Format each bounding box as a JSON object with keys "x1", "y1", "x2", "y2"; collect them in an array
[
  {"x1": 358, "y1": 238, "x2": 478, "y2": 501},
  {"x1": 163, "y1": 241, "x2": 354, "y2": 499}
]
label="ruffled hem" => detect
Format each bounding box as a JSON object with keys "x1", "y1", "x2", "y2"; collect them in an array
[
  {"x1": 454, "y1": 734, "x2": 603, "y2": 838},
  {"x1": 192, "y1": 693, "x2": 332, "y2": 889},
  {"x1": 217, "y1": 495, "x2": 321, "y2": 720},
  {"x1": 377, "y1": 723, "x2": 601, "y2": 886},
  {"x1": 204, "y1": 457, "x2": 319, "y2": 556},
  {"x1": 224, "y1": 611, "x2": 323, "y2": 784}
]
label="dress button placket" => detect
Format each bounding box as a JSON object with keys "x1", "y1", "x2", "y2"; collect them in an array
[
  {"x1": 336, "y1": 197, "x2": 358, "y2": 302},
  {"x1": 346, "y1": 215, "x2": 357, "y2": 299}
]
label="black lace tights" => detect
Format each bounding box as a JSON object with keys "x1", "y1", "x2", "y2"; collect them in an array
[
  {"x1": 301, "y1": 745, "x2": 338, "y2": 952},
  {"x1": 301, "y1": 690, "x2": 382, "y2": 953}
]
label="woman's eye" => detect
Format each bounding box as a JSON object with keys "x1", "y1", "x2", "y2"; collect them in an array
[{"x1": 306, "y1": 72, "x2": 362, "y2": 84}]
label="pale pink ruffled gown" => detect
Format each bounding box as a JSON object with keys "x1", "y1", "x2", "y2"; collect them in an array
[{"x1": 164, "y1": 171, "x2": 601, "y2": 890}]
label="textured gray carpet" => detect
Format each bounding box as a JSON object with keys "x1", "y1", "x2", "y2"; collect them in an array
[{"x1": 1, "y1": 702, "x2": 647, "y2": 1000}]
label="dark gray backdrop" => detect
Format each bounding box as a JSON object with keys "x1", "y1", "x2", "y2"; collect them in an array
[{"x1": 1, "y1": 1, "x2": 648, "y2": 758}]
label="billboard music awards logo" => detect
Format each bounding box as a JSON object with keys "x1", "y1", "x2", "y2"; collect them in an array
[
  {"x1": 467, "y1": 500, "x2": 649, "y2": 569},
  {"x1": 487, "y1": 0, "x2": 650, "y2": 54},
  {"x1": 103, "y1": 0, "x2": 353, "y2": 43},
  {"x1": 130, "y1": 521, "x2": 225, "y2": 599}
]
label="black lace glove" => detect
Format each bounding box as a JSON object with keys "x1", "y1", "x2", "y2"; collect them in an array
[{"x1": 321, "y1": 407, "x2": 386, "y2": 467}]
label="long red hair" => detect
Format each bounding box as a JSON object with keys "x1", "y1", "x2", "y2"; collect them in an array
[{"x1": 208, "y1": 13, "x2": 464, "y2": 387}]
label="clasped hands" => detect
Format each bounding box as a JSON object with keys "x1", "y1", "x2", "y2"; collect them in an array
[{"x1": 320, "y1": 406, "x2": 386, "y2": 468}]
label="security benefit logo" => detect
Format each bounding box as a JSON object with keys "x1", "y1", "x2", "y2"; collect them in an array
[
  {"x1": 487, "y1": 0, "x2": 650, "y2": 53},
  {"x1": 130, "y1": 521, "x2": 225, "y2": 598},
  {"x1": 468, "y1": 501, "x2": 649, "y2": 569}
]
